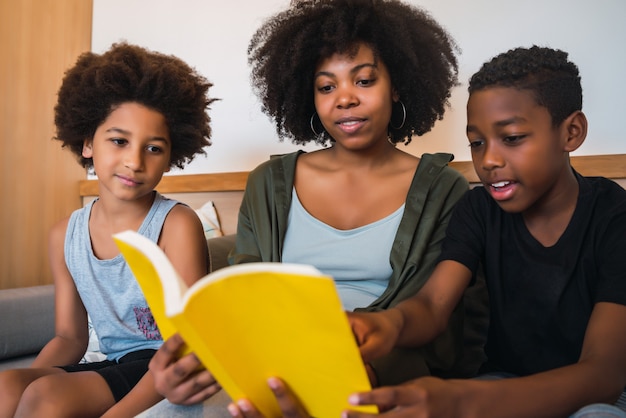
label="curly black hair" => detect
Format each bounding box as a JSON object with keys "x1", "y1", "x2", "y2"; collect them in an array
[
  {"x1": 468, "y1": 45, "x2": 582, "y2": 127},
  {"x1": 54, "y1": 42, "x2": 216, "y2": 169},
  {"x1": 248, "y1": 0, "x2": 459, "y2": 145}
]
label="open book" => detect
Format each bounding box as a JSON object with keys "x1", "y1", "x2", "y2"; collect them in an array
[{"x1": 113, "y1": 230, "x2": 377, "y2": 417}]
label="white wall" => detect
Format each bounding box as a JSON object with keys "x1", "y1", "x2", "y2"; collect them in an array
[{"x1": 92, "y1": 0, "x2": 626, "y2": 175}]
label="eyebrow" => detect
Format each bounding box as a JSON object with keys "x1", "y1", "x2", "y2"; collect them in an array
[
  {"x1": 466, "y1": 116, "x2": 527, "y2": 134},
  {"x1": 314, "y1": 62, "x2": 378, "y2": 80},
  {"x1": 106, "y1": 127, "x2": 169, "y2": 143}
]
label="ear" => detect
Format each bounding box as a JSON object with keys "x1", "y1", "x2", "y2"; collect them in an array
[
  {"x1": 561, "y1": 110, "x2": 587, "y2": 153},
  {"x1": 392, "y1": 87, "x2": 400, "y2": 103},
  {"x1": 82, "y1": 139, "x2": 94, "y2": 158}
]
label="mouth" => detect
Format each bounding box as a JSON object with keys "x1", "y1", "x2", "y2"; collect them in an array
[
  {"x1": 116, "y1": 174, "x2": 142, "y2": 187},
  {"x1": 491, "y1": 180, "x2": 512, "y2": 190},
  {"x1": 336, "y1": 117, "x2": 366, "y2": 133},
  {"x1": 486, "y1": 180, "x2": 517, "y2": 201}
]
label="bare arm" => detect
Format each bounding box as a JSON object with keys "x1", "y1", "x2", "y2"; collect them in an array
[
  {"x1": 159, "y1": 204, "x2": 209, "y2": 287},
  {"x1": 348, "y1": 302, "x2": 626, "y2": 418},
  {"x1": 32, "y1": 218, "x2": 89, "y2": 368},
  {"x1": 350, "y1": 260, "x2": 472, "y2": 363}
]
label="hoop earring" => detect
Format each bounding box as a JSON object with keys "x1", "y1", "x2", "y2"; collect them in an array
[
  {"x1": 390, "y1": 101, "x2": 406, "y2": 130},
  {"x1": 310, "y1": 113, "x2": 323, "y2": 136}
]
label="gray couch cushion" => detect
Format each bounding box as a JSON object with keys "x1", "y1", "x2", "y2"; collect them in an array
[
  {"x1": 0, "y1": 284, "x2": 55, "y2": 360},
  {"x1": 207, "y1": 234, "x2": 236, "y2": 273}
]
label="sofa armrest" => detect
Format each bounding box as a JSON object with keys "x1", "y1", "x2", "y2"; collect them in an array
[
  {"x1": 207, "y1": 234, "x2": 236, "y2": 273},
  {"x1": 0, "y1": 285, "x2": 55, "y2": 361}
]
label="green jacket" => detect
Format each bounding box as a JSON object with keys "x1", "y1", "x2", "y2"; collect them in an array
[{"x1": 230, "y1": 151, "x2": 469, "y2": 385}]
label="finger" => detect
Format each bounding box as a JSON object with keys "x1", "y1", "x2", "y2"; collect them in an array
[
  {"x1": 268, "y1": 377, "x2": 310, "y2": 418},
  {"x1": 169, "y1": 353, "x2": 205, "y2": 380},
  {"x1": 358, "y1": 339, "x2": 381, "y2": 364},
  {"x1": 150, "y1": 353, "x2": 203, "y2": 395},
  {"x1": 151, "y1": 354, "x2": 213, "y2": 403},
  {"x1": 149, "y1": 333, "x2": 186, "y2": 371},
  {"x1": 178, "y1": 379, "x2": 222, "y2": 406},
  {"x1": 161, "y1": 369, "x2": 219, "y2": 405},
  {"x1": 347, "y1": 312, "x2": 368, "y2": 346},
  {"x1": 227, "y1": 399, "x2": 264, "y2": 418},
  {"x1": 348, "y1": 387, "x2": 408, "y2": 413}
]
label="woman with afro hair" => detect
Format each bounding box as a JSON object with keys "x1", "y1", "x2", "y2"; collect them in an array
[
  {"x1": 0, "y1": 42, "x2": 215, "y2": 417},
  {"x1": 146, "y1": 1, "x2": 476, "y2": 416}
]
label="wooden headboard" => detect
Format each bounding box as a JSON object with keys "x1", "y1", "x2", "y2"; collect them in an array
[{"x1": 80, "y1": 154, "x2": 626, "y2": 235}]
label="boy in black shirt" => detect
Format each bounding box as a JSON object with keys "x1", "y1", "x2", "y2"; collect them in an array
[{"x1": 344, "y1": 46, "x2": 626, "y2": 417}]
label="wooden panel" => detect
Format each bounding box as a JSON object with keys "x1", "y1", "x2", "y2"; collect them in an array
[
  {"x1": 0, "y1": 0, "x2": 92, "y2": 289},
  {"x1": 79, "y1": 172, "x2": 249, "y2": 196},
  {"x1": 449, "y1": 154, "x2": 626, "y2": 184}
]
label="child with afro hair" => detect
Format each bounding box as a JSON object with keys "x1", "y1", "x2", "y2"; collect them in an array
[{"x1": 0, "y1": 42, "x2": 216, "y2": 417}]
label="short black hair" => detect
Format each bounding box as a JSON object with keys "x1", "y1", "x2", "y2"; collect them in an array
[
  {"x1": 54, "y1": 42, "x2": 216, "y2": 169},
  {"x1": 248, "y1": 0, "x2": 459, "y2": 145},
  {"x1": 468, "y1": 45, "x2": 582, "y2": 126}
]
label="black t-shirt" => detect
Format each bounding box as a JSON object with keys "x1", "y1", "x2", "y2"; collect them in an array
[{"x1": 440, "y1": 173, "x2": 626, "y2": 376}]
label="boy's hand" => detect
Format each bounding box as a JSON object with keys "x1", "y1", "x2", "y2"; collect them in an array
[
  {"x1": 227, "y1": 377, "x2": 310, "y2": 418},
  {"x1": 347, "y1": 309, "x2": 404, "y2": 363},
  {"x1": 344, "y1": 376, "x2": 462, "y2": 418},
  {"x1": 149, "y1": 333, "x2": 221, "y2": 405}
]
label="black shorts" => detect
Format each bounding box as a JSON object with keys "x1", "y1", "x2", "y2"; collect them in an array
[{"x1": 59, "y1": 349, "x2": 156, "y2": 401}]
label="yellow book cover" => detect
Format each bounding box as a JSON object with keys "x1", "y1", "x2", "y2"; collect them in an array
[{"x1": 113, "y1": 230, "x2": 377, "y2": 417}]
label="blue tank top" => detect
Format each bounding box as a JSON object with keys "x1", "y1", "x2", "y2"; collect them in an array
[
  {"x1": 65, "y1": 192, "x2": 178, "y2": 361},
  {"x1": 282, "y1": 188, "x2": 404, "y2": 311}
]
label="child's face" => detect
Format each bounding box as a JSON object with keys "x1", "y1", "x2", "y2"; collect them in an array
[
  {"x1": 82, "y1": 102, "x2": 171, "y2": 201},
  {"x1": 466, "y1": 87, "x2": 573, "y2": 214},
  {"x1": 313, "y1": 43, "x2": 398, "y2": 151}
]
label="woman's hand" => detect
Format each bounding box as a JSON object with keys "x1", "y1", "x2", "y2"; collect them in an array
[
  {"x1": 227, "y1": 377, "x2": 310, "y2": 418},
  {"x1": 149, "y1": 333, "x2": 221, "y2": 405},
  {"x1": 347, "y1": 309, "x2": 404, "y2": 364}
]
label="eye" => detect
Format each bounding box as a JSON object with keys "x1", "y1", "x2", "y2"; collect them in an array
[
  {"x1": 111, "y1": 138, "x2": 127, "y2": 146},
  {"x1": 356, "y1": 78, "x2": 374, "y2": 87},
  {"x1": 146, "y1": 145, "x2": 163, "y2": 154},
  {"x1": 468, "y1": 139, "x2": 484, "y2": 149},
  {"x1": 316, "y1": 83, "x2": 335, "y2": 94},
  {"x1": 503, "y1": 135, "x2": 526, "y2": 144}
]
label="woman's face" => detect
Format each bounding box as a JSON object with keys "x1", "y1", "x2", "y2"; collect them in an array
[{"x1": 313, "y1": 43, "x2": 397, "y2": 151}]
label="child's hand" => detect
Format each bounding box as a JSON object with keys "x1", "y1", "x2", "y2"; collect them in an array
[
  {"x1": 344, "y1": 376, "x2": 462, "y2": 418},
  {"x1": 149, "y1": 333, "x2": 221, "y2": 405},
  {"x1": 227, "y1": 377, "x2": 310, "y2": 418},
  {"x1": 347, "y1": 309, "x2": 404, "y2": 364}
]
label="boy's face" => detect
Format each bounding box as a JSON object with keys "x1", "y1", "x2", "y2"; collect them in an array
[
  {"x1": 82, "y1": 102, "x2": 172, "y2": 202},
  {"x1": 466, "y1": 87, "x2": 573, "y2": 214}
]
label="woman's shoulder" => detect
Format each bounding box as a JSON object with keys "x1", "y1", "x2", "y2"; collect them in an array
[{"x1": 416, "y1": 152, "x2": 468, "y2": 187}]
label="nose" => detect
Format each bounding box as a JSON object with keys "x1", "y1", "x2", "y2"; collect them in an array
[
  {"x1": 336, "y1": 84, "x2": 358, "y2": 109},
  {"x1": 480, "y1": 141, "x2": 504, "y2": 171},
  {"x1": 124, "y1": 147, "x2": 144, "y2": 171}
]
